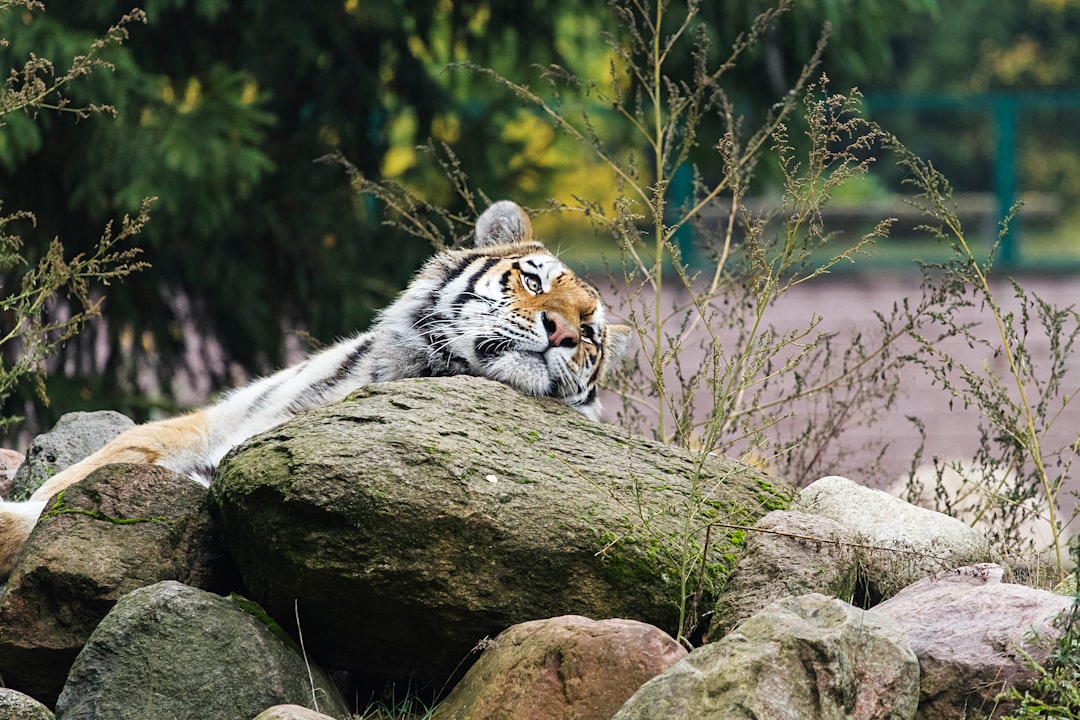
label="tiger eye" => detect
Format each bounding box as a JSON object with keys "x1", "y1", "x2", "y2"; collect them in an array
[{"x1": 523, "y1": 274, "x2": 543, "y2": 294}]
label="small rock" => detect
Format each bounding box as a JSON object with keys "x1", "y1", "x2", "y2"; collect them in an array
[
  {"x1": 55, "y1": 581, "x2": 350, "y2": 720},
  {"x1": 794, "y1": 476, "x2": 998, "y2": 602},
  {"x1": 0, "y1": 688, "x2": 54, "y2": 719},
  {"x1": 871, "y1": 564, "x2": 1074, "y2": 720},
  {"x1": 432, "y1": 615, "x2": 686, "y2": 720},
  {"x1": 615, "y1": 594, "x2": 919, "y2": 720},
  {"x1": 0, "y1": 449, "x2": 24, "y2": 499},
  {"x1": 253, "y1": 705, "x2": 341, "y2": 720},
  {"x1": 889, "y1": 462, "x2": 1076, "y2": 572},
  {"x1": 9, "y1": 411, "x2": 134, "y2": 500},
  {"x1": 710, "y1": 510, "x2": 859, "y2": 639}
]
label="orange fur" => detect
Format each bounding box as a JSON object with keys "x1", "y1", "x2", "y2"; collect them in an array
[
  {"x1": 0, "y1": 506, "x2": 39, "y2": 577},
  {"x1": 0, "y1": 411, "x2": 211, "y2": 577},
  {"x1": 28, "y1": 411, "x2": 211, "y2": 503}
]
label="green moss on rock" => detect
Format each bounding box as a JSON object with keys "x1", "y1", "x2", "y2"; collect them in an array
[{"x1": 210, "y1": 376, "x2": 796, "y2": 687}]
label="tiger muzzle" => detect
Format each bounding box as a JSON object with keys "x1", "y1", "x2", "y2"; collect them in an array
[{"x1": 542, "y1": 311, "x2": 578, "y2": 349}]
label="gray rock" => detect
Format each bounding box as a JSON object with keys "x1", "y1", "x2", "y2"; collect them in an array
[
  {"x1": 9, "y1": 411, "x2": 134, "y2": 500},
  {"x1": 614, "y1": 594, "x2": 920, "y2": 720},
  {"x1": 431, "y1": 616, "x2": 686, "y2": 720},
  {"x1": 211, "y1": 375, "x2": 794, "y2": 689},
  {"x1": 253, "y1": 707, "x2": 340, "y2": 720},
  {"x1": 709, "y1": 510, "x2": 859, "y2": 639},
  {"x1": 1053, "y1": 572, "x2": 1078, "y2": 596},
  {"x1": 0, "y1": 688, "x2": 54, "y2": 719},
  {"x1": 889, "y1": 462, "x2": 1076, "y2": 573},
  {"x1": 0, "y1": 464, "x2": 228, "y2": 707},
  {"x1": 55, "y1": 581, "x2": 350, "y2": 720},
  {"x1": 871, "y1": 564, "x2": 1074, "y2": 720},
  {"x1": 794, "y1": 475, "x2": 998, "y2": 602}
]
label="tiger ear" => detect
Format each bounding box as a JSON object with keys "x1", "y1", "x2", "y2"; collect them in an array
[
  {"x1": 605, "y1": 324, "x2": 632, "y2": 367},
  {"x1": 475, "y1": 201, "x2": 534, "y2": 247}
]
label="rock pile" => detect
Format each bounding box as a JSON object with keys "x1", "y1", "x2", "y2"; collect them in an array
[{"x1": 0, "y1": 377, "x2": 1073, "y2": 719}]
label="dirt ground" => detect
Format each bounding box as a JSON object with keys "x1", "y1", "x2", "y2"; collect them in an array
[{"x1": 599, "y1": 270, "x2": 1080, "y2": 502}]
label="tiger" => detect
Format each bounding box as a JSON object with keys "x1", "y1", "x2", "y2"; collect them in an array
[{"x1": 0, "y1": 201, "x2": 631, "y2": 577}]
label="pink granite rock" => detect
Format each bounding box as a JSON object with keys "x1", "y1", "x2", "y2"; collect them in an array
[
  {"x1": 431, "y1": 615, "x2": 687, "y2": 720},
  {"x1": 871, "y1": 564, "x2": 1074, "y2": 719}
]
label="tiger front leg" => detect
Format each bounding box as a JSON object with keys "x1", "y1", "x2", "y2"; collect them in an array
[
  {"x1": 0, "y1": 452, "x2": 113, "y2": 579},
  {"x1": 0, "y1": 500, "x2": 47, "y2": 579}
]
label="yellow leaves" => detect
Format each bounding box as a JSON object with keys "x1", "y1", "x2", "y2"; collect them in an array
[
  {"x1": 343, "y1": 0, "x2": 358, "y2": 13},
  {"x1": 989, "y1": 36, "x2": 1038, "y2": 82},
  {"x1": 533, "y1": 155, "x2": 623, "y2": 244},
  {"x1": 431, "y1": 113, "x2": 459, "y2": 143},
  {"x1": 381, "y1": 111, "x2": 461, "y2": 178},
  {"x1": 500, "y1": 106, "x2": 622, "y2": 234},
  {"x1": 179, "y1": 78, "x2": 201, "y2": 114},
  {"x1": 159, "y1": 76, "x2": 260, "y2": 116},
  {"x1": 160, "y1": 78, "x2": 203, "y2": 114},
  {"x1": 554, "y1": 12, "x2": 628, "y2": 96},
  {"x1": 240, "y1": 80, "x2": 258, "y2": 106},
  {"x1": 501, "y1": 110, "x2": 555, "y2": 171},
  {"x1": 407, "y1": 35, "x2": 430, "y2": 64},
  {"x1": 381, "y1": 110, "x2": 419, "y2": 178},
  {"x1": 452, "y1": 38, "x2": 467, "y2": 62},
  {"x1": 467, "y1": 4, "x2": 490, "y2": 34},
  {"x1": 982, "y1": 35, "x2": 1072, "y2": 87},
  {"x1": 381, "y1": 145, "x2": 416, "y2": 178}
]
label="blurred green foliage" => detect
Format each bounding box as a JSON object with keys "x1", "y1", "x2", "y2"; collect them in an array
[
  {"x1": 863, "y1": 0, "x2": 1080, "y2": 205},
  {"x1": 1, "y1": 0, "x2": 943, "y2": 426},
  {"x1": 0, "y1": 0, "x2": 602, "y2": 424}
]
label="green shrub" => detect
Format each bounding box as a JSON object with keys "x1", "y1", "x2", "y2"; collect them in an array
[{"x1": 0, "y1": 1, "x2": 149, "y2": 430}]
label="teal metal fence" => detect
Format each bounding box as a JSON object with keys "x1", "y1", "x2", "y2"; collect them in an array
[
  {"x1": 864, "y1": 91, "x2": 1080, "y2": 265},
  {"x1": 666, "y1": 92, "x2": 1080, "y2": 269}
]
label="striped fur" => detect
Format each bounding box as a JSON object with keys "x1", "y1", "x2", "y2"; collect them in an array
[{"x1": 0, "y1": 201, "x2": 631, "y2": 578}]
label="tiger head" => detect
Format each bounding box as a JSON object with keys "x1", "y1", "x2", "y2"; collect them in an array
[{"x1": 396, "y1": 201, "x2": 631, "y2": 421}]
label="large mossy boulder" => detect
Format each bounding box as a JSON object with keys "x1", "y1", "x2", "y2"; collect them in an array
[{"x1": 210, "y1": 376, "x2": 793, "y2": 688}]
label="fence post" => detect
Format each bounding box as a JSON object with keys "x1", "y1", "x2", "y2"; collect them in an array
[
  {"x1": 993, "y1": 95, "x2": 1019, "y2": 265},
  {"x1": 667, "y1": 162, "x2": 696, "y2": 267}
]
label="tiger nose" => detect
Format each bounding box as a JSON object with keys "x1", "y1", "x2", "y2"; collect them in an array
[{"x1": 542, "y1": 311, "x2": 578, "y2": 348}]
